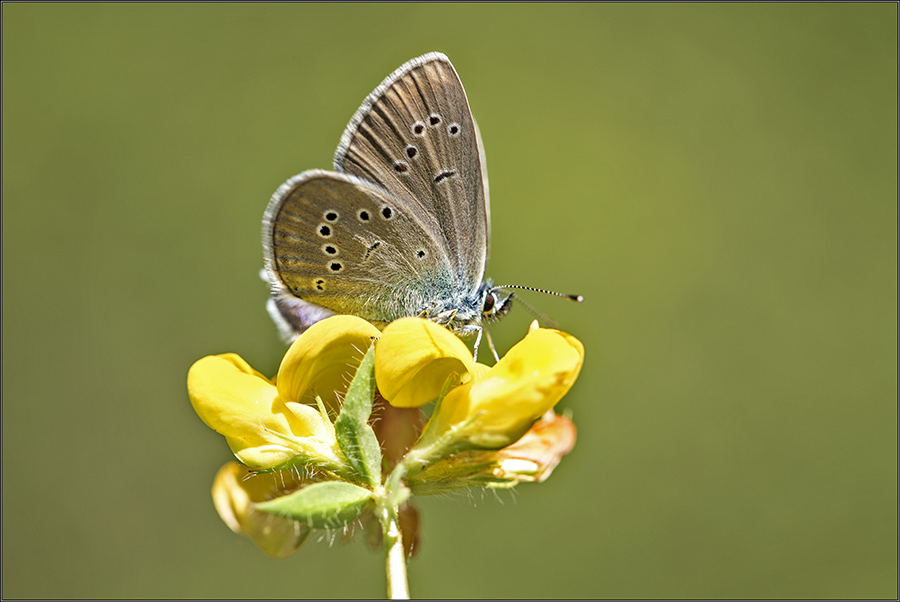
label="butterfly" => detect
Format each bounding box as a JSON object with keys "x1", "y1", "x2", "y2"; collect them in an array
[{"x1": 261, "y1": 52, "x2": 579, "y2": 353}]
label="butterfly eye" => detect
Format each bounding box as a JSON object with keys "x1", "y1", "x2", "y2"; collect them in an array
[{"x1": 482, "y1": 293, "x2": 495, "y2": 313}]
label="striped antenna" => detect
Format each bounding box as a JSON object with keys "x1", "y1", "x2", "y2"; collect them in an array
[{"x1": 491, "y1": 284, "x2": 584, "y2": 303}]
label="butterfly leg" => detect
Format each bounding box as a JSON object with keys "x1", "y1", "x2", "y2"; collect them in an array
[
  {"x1": 484, "y1": 327, "x2": 501, "y2": 363},
  {"x1": 431, "y1": 308, "x2": 459, "y2": 326},
  {"x1": 472, "y1": 326, "x2": 483, "y2": 364}
]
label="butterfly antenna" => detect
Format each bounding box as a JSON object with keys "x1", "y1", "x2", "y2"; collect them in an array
[
  {"x1": 491, "y1": 285, "x2": 584, "y2": 330},
  {"x1": 491, "y1": 284, "x2": 584, "y2": 303}
]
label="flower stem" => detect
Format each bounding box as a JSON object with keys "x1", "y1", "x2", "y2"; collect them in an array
[{"x1": 381, "y1": 502, "x2": 409, "y2": 599}]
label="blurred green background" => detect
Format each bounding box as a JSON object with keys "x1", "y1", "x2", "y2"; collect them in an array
[{"x1": 3, "y1": 3, "x2": 896, "y2": 599}]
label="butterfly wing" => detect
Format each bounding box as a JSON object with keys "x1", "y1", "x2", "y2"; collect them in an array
[
  {"x1": 263, "y1": 169, "x2": 458, "y2": 334},
  {"x1": 334, "y1": 52, "x2": 490, "y2": 290}
]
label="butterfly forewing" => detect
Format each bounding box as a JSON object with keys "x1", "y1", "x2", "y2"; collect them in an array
[{"x1": 334, "y1": 52, "x2": 489, "y2": 289}]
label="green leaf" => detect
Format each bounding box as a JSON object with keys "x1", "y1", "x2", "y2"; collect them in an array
[
  {"x1": 334, "y1": 344, "x2": 383, "y2": 487},
  {"x1": 255, "y1": 481, "x2": 372, "y2": 530}
]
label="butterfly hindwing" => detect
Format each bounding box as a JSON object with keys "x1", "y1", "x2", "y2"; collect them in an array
[{"x1": 263, "y1": 170, "x2": 456, "y2": 327}]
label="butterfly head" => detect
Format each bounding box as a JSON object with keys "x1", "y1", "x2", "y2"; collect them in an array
[
  {"x1": 480, "y1": 280, "x2": 514, "y2": 325},
  {"x1": 426, "y1": 280, "x2": 512, "y2": 337}
]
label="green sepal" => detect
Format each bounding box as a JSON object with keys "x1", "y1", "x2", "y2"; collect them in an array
[
  {"x1": 314, "y1": 392, "x2": 334, "y2": 432},
  {"x1": 255, "y1": 481, "x2": 373, "y2": 529},
  {"x1": 398, "y1": 402, "x2": 484, "y2": 481},
  {"x1": 404, "y1": 451, "x2": 516, "y2": 495},
  {"x1": 334, "y1": 344, "x2": 382, "y2": 487}
]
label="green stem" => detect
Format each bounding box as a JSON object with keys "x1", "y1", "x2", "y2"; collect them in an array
[{"x1": 381, "y1": 501, "x2": 409, "y2": 599}]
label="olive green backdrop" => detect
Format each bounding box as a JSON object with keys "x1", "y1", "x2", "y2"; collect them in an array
[{"x1": 3, "y1": 3, "x2": 896, "y2": 599}]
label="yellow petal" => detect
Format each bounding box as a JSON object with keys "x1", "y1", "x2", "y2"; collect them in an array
[
  {"x1": 212, "y1": 462, "x2": 310, "y2": 558},
  {"x1": 188, "y1": 354, "x2": 332, "y2": 469},
  {"x1": 375, "y1": 318, "x2": 474, "y2": 408},
  {"x1": 470, "y1": 363, "x2": 491, "y2": 380},
  {"x1": 276, "y1": 315, "x2": 381, "y2": 415},
  {"x1": 434, "y1": 328, "x2": 584, "y2": 449},
  {"x1": 188, "y1": 354, "x2": 281, "y2": 436},
  {"x1": 211, "y1": 353, "x2": 272, "y2": 382}
]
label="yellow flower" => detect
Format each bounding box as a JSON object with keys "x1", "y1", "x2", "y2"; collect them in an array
[
  {"x1": 375, "y1": 318, "x2": 584, "y2": 452},
  {"x1": 373, "y1": 317, "x2": 475, "y2": 408},
  {"x1": 212, "y1": 462, "x2": 312, "y2": 558},
  {"x1": 188, "y1": 315, "x2": 381, "y2": 471},
  {"x1": 191, "y1": 312, "x2": 583, "y2": 566},
  {"x1": 405, "y1": 410, "x2": 578, "y2": 494}
]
